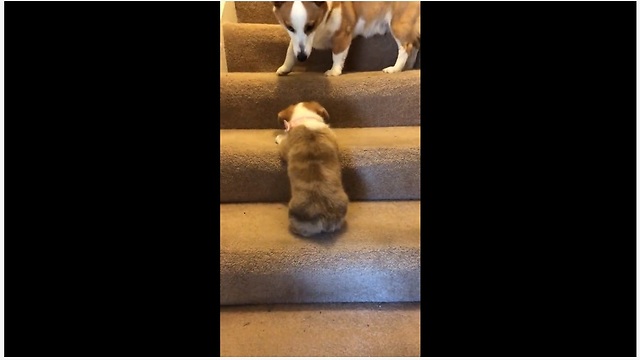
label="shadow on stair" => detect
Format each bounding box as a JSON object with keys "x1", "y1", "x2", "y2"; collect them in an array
[{"x1": 272, "y1": 72, "x2": 362, "y2": 128}]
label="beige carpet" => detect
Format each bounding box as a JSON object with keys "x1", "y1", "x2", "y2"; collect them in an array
[
  {"x1": 220, "y1": 70, "x2": 421, "y2": 129},
  {"x1": 234, "y1": 1, "x2": 279, "y2": 24},
  {"x1": 220, "y1": 2, "x2": 421, "y2": 356},
  {"x1": 220, "y1": 201, "x2": 420, "y2": 304},
  {"x1": 221, "y1": 302, "x2": 421, "y2": 357},
  {"x1": 220, "y1": 127, "x2": 421, "y2": 202}
]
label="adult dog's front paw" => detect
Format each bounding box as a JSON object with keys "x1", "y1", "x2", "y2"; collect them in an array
[
  {"x1": 324, "y1": 68, "x2": 342, "y2": 77},
  {"x1": 382, "y1": 66, "x2": 402, "y2": 74},
  {"x1": 276, "y1": 66, "x2": 291, "y2": 76}
]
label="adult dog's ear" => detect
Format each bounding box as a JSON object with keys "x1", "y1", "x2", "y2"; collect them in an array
[{"x1": 273, "y1": 2, "x2": 285, "y2": 9}]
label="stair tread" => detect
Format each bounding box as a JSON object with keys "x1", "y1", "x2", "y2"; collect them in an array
[
  {"x1": 221, "y1": 126, "x2": 420, "y2": 152},
  {"x1": 222, "y1": 22, "x2": 419, "y2": 73},
  {"x1": 223, "y1": 21, "x2": 282, "y2": 30},
  {"x1": 221, "y1": 0, "x2": 421, "y2": 339},
  {"x1": 221, "y1": 302, "x2": 420, "y2": 357},
  {"x1": 221, "y1": 201, "x2": 420, "y2": 251},
  {"x1": 220, "y1": 201, "x2": 420, "y2": 304},
  {"x1": 221, "y1": 68, "x2": 420, "y2": 86},
  {"x1": 220, "y1": 71, "x2": 420, "y2": 129},
  {"x1": 220, "y1": 127, "x2": 421, "y2": 202}
]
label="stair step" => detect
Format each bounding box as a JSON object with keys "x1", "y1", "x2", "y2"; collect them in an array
[
  {"x1": 220, "y1": 201, "x2": 421, "y2": 304},
  {"x1": 221, "y1": 302, "x2": 420, "y2": 357},
  {"x1": 222, "y1": 22, "x2": 420, "y2": 73},
  {"x1": 220, "y1": 71, "x2": 421, "y2": 129},
  {"x1": 234, "y1": 1, "x2": 279, "y2": 24},
  {"x1": 220, "y1": 127, "x2": 421, "y2": 203}
]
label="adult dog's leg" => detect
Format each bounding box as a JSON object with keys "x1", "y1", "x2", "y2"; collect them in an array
[
  {"x1": 325, "y1": 33, "x2": 352, "y2": 76},
  {"x1": 276, "y1": 40, "x2": 296, "y2": 75}
]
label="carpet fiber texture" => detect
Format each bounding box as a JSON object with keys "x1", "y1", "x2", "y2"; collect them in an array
[
  {"x1": 220, "y1": 2, "x2": 421, "y2": 354},
  {"x1": 220, "y1": 1, "x2": 421, "y2": 303},
  {"x1": 220, "y1": 71, "x2": 420, "y2": 129},
  {"x1": 221, "y1": 302, "x2": 420, "y2": 357},
  {"x1": 220, "y1": 201, "x2": 420, "y2": 305},
  {"x1": 220, "y1": 127, "x2": 421, "y2": 203},
  {"x1": 234, "y1": 1, "x2": 279, "y2": 24}
]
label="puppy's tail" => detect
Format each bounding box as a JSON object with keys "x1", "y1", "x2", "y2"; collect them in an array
[
  {"x1": 289, "y1": 215, "x2": 345, "y2": 237},
  {"x1": 288, "y1": 199, "x2": 348, "y2": 237}
]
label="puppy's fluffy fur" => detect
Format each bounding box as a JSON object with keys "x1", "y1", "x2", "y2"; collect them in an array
[
  {"x1": 275, "y1": 101, "x2": 348, "y2": 237},
  {"x1": 272, "y1": 1, "x2": 421, "y2": 76}
]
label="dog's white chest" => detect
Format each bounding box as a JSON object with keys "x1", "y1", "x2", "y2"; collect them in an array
[{"x1": 353, "y1": 12, "x2": 392, "y2": 38}]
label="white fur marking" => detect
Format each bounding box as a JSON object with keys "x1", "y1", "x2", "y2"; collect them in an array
[
  {"x1": 312, "y1": 7, "x2": 342, "y2": 50},
  {"x1": 286, "y1": 103, "x2": 329, "y2": 130},
  {"x1": 290, "y1": 2, "x2": 314, "y2": 57},
  {"x1": 325, "y1": 47, "x2": 350, "y2": 76},
  {"x1": 276, "y1": 40, "x2": 296, "y2": 75},
  {"x1": 353, "y1": 11, "x2": 392, "y2": 38},
  {"x1": 290, "y1": 2, "x2": 307, "y2": 34},
  {"x1": 300, "y1": 120, "x2": 328, "y2": 131},
  {"x1": 383, "y1": 39, "x2": 409, "y2": 73},
  {"x1": 293, "y1": 103, "x2": 320, "y2": 120}
]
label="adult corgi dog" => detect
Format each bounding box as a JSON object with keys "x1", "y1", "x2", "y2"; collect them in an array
[
  {"x1": 272, "y1": 1, "x2": 420, "y2": 76},
  {"x1": 275, "y1": 101, "x2": 349, "y2": 237}
]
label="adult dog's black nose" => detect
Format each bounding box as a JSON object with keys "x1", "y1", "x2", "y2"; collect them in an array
[{"x1": 297, "y1": 53, "x2": 308, "y2": 62}]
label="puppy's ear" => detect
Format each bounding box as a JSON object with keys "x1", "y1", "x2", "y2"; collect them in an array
[
  {"x1": 317, "y1": 107, "x2": 330, "y2": 122},
  {"x1": 277, "y1": 111, "x2": 287, "y2": 126},
  {"x1": 273, "y1": 2, "x2": 285, "y2": 8},
  {"x1": 313, "y1": 2, "x2": 326, "y2": 7},
  {"x1": 277, "y1": 106, "x2": 293, "y2": 127},
  {"x1": 307, "y1": 101, "x2": 330, "y2": 122}
]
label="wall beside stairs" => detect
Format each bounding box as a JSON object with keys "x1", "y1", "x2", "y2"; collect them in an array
[{"x1": 219, "y1": 1, "x2": 237, "y2": 73}]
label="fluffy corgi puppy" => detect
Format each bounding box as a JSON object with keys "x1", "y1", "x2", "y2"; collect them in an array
[
  {"x1": 275, "y1": 101, "x2": 349, "y2": 237},
  {"x1": 272, "y1": 1, "x2": 420, "y2": 76}
]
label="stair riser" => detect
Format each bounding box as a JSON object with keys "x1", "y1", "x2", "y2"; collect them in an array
[
  {"x1": 221, "y1": 258, "x2": 420, "y2": 304},
  {"x1": 222, "y1": 23, "x2": 420, "y2": 73},
  {"x1": 220, "y1": 150, "x2": 420, "y2": 203},
  {"x1": 220, "y1": 71, "x2": 420, "y2": 129},
  {"x1": 234, "y1": 1, "x2": 279, "y2": 24}
]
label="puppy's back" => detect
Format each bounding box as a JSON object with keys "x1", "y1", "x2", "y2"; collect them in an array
[{"x1": 285, "y1": 126, "x2": 348, "y2": 236}]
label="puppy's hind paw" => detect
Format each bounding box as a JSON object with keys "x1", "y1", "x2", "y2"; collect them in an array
[{"x1": 275, "y1": 134, "x2": 284, "y2": 144}]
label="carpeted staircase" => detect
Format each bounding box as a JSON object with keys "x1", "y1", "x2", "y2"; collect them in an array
[{"x1": 220, "y1": 2, "x2": 421, "y2": 356}]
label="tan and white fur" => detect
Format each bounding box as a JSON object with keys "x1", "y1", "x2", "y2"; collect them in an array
[
  {"x1": 275, "y1": 101, "x2": 349, "y2": 237},
  {"x1": 272, "y1": 1, "x2": 420, "y2": 76}
]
